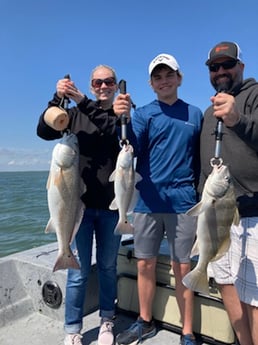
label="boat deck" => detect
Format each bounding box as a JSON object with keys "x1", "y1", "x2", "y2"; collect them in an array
[
  {"x1": 0, "y1": 242, "x2": 234, "y2": 345},
  {"x1": 0, "y1": 308, "x2": 188, "y2": 345}
]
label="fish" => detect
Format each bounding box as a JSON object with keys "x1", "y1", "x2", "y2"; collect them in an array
[
  {"x1": 109, "y1": 144, "x2": 142, "y2": 235},
  {"x1": 182, "y1": 164, "x2": 239, "y2": 295},
  {"x1": 45, "y1": 132, "x2": 85, "y2": 272}
]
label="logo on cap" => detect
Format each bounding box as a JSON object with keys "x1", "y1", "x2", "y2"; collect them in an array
[{"x1": 215, "y1": 45, "x2": 230, "y2": 52}]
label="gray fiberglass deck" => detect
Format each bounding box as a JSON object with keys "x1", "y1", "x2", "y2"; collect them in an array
[{"x1": 0, "y1": 242, "x2": 232, "y2": 345}]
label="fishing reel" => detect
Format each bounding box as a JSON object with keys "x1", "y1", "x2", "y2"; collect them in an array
[{"x1": 44, "y1": 74, "x2": 71, "y2": 131}]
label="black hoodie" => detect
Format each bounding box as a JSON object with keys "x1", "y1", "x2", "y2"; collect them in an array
[
  {"x1": 37, "y1": 93, "x2": 122, "y2": 209},
  {"x1": 199, "y1": 78, "x2": 258, "y2": 217}
]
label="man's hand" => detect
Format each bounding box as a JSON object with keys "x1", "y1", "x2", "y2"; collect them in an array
[{"x1": 211, "y1": 93, "x2": 240, "y2": 127}]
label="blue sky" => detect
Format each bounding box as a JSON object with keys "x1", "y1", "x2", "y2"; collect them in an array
[{"x1": 1, "y1": 0, "x2": 257, "y2": 171}]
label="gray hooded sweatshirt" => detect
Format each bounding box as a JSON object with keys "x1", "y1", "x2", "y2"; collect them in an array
[{"x1": 199, "y1": 78, "x2": 258, "y2": 217}]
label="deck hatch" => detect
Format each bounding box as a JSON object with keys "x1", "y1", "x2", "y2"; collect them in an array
[{"x1": 42, "y1": 280, "x2": 62, "y2": 309}]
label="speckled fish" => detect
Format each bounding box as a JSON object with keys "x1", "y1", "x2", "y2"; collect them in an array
[
  {"x1": 45, "y1": 132, "x2": 85, "y2": 272},
  {"x1": 109, "y1": 144, "x2": 142, "y2": 235},
  {"x1": 182, "y1": 164, "x2": 239, "y2": 295}
]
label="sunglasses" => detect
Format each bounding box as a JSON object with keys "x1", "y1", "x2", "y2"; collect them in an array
[
  {"x1": 208, "y1": 60, "x2": 238, "y2": 72},
  {"x1": 91, "y1": 77, "x2": 116, "y2": 88}
]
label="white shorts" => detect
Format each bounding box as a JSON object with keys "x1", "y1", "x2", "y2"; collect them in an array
[
  {"x1": 210, "y1": 217, "x2": 258, "y2": 307},
  {"x1": 208, "y1": 251, "x2": 233, "y2": 284}
]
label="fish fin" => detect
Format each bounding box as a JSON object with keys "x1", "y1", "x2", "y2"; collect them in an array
[
  {"x1": 53, "y1": 167, "x2": 63, "y2": 186},
  {"x1": 211, "y1": 237, "x2": 231, "y2": 262},
  {"x1": 46, "y1": 172, "x2": 51, "y2": 190},
  {"x1": 212, "y1": 252, "x2": 228, "y2": 262},
  {"x1": 190, "y1": 239, "x2": 199, "y2": 257},
  {"x1": 135, "y1": 172, "x2": 142, "y2": 183},
  {"x1": 114, "y1": 221, "x2": 134, "y2": 235},
  {"x1": 186, "y1": 200, "x2": 213, "y2": 216},
  {"x1": 182, "y1": 268, "x2": 210, "y2": 295},
  {"x1": 186, "y1": 202, "x2": 203, "y2": 216},
  {"x1": 69, "y1": 202, "x2": 85, "y2": 244},
  {"x1": 80, "y1": 177, "x2": 87, "y2": 195},
  {"x1": 109, "y1": 198, "x2": 118, "y2": 210},
  {"x1": 133, "y1": 157, "x2": 137, "y2": 170},
  {"x1": 53, "y1": 249, "x2": 80, "y2": 272},
  {"x1": 185, "y1": 202, "x2": 202, "y2": 216},
  {"x1": 233, "y1": 208, "x2": 240, "y2": 226},
  {"x1": 109, "y1": 170, "x2": 116, "y2": 182},
  {"x1": 45, "y1": 219, "x2": 55, "y2": 233}
]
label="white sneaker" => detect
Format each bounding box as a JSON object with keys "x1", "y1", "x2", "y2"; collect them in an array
[
  {"x1": 64, "y1": 333, "x2": 83, "y2": 345},
  {"x1": 98, "y1": 318, "x2": 114, "y2": 345}
]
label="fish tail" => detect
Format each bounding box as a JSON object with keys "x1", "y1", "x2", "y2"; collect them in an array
[
  {"x1": 182, "y1": 268, "x2": 210, "y2": 295},
  {"x1": 114, "y1": 221, "x2": 134, "y2": 235},
  {"x1": 53, "y1": 250, "x2": 80, "y2": 272},
  {"x1": 45, "y1": 219, "x2": 55, "y2": 233}
]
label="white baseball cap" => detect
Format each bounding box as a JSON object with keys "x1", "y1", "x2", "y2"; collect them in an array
[{"x1": 148, "y1": 53, "x2": 182, "y2": 76}]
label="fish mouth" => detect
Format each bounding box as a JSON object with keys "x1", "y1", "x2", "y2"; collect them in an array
[
  {"x1": 213, "y1": 164, "x2": 227, "y2": 173},
  {"x1": 215, "y1": 164, "x2": 231, "y2": 180},
  {"x1": 123, "y1": 144, "x2": 133, "y2": 153}
]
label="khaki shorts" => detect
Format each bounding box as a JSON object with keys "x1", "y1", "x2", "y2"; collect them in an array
[
  {"x1": 133, "y1": 212, "x2": 197, "y2": 263},
  {"x1": 210, "y1": 217, "x2": 258, "y2": 307}
]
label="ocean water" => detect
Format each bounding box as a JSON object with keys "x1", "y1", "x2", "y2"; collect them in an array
[{"x1": 0, "y1": 171, "x2": 56, "y2": 257}]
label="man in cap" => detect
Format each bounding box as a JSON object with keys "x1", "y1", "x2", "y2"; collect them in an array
[
  {"x1": 114, "y1": 53, "x2": 203, "y2": 345},
  {"x1": 200, "y1": 41, "x2": 258, "y2": 345}
]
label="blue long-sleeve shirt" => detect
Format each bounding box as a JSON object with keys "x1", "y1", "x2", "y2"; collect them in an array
[{"x1": 131, "y1": 98, "x2": 203, "y2": 213}]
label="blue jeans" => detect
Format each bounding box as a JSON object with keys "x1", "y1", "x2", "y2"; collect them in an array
[{"x1": 64, "y1": 208, "x2": 120, "y2": 334}]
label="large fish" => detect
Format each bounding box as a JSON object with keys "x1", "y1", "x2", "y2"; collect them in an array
[
  {"x1": 45, "y1": 132, "x2": 85, "y2": 272},
  {"x1": 109, "y1": 144, "x2": 142, "y2": 235},
  {"x1": 182, "y1": 164, "x2": 239, "y2": 295}
]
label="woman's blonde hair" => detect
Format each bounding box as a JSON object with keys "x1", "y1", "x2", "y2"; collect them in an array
[{"x1": 90, "y1": 64, "x2": 117, "y2": 83}]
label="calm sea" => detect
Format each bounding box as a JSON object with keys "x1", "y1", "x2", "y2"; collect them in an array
[{"x1": 0, "y1": 171, "x2": 56, "y2": 258}]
